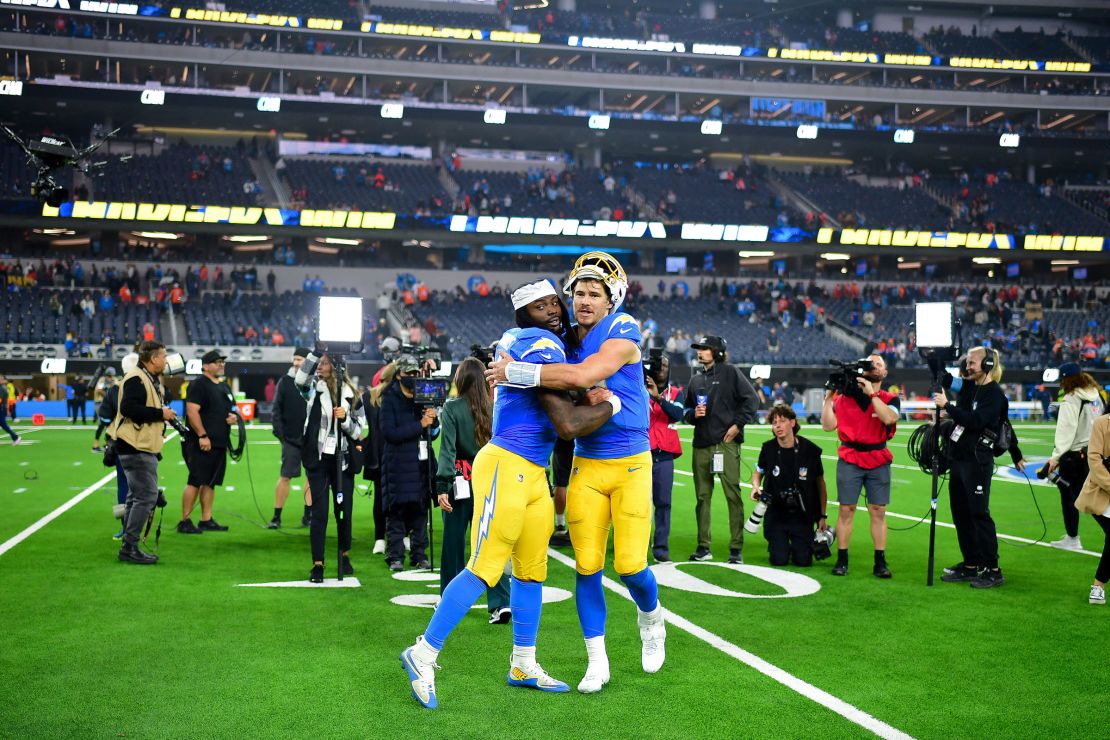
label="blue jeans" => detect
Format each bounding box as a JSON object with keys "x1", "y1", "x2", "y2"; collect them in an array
[{"x1": 651, "y1": 454, "x2": 674, "y2": 558}]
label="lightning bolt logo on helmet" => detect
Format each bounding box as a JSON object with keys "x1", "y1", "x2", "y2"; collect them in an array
[{"x1": 563, "y1": 250, "x2": 628, "y2": 312}]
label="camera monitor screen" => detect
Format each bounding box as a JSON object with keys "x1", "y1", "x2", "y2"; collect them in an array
[
  {"x1": 915, "y1": 302, "x2": 954, "y2": 348},
  {"x1": 318, "y1": 296, "x2": 364, "y2": 344}
]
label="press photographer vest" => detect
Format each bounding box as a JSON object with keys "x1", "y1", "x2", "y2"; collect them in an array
[
  {"x1": 649, "y1": 385, "x2": 683, "y2": 458},
  {"x1": 111, "y1": 368, "x2": 165, "y2": 454},
  {"x1": 834, "y1": 390, "x2": 896, "y2": 469}
]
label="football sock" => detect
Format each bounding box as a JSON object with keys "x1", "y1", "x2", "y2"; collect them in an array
[
  {"x1": 273, "y1": 507, "x2": 282, "y2": 521},
  {"x1": 874, "y1": 549, "x2": 886, "y2": 565},
  {"x1": 620, "y1": 567, "x2": 659, "y2": 613},
  {"x1": 576, "y1": 571, "x2": 607, "y2": 639},
  {"x1": 423, "y1": 568, "x2": 486, "y2": 651},
  {"x1": 837, "y1": 548, "x2": 849, "y2": 566},
  {"x1": 510, "y1": 577, "x2": 542, "y2": 648},
  {"x1": 555, "y1": 514, "x2": 566, "y2": 528},
  {"x1": 584, "y1": 635, "x2": 607, "y2": 664},
  {"x1": 511, "y1": 644, "x2": 536, "y2": 667}
]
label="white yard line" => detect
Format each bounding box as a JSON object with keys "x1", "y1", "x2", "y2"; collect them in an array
[{"x1": 546, "y1": 548, "x2": 914, "y2": 740}]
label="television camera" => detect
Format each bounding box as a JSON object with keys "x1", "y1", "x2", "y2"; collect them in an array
[{"x1": 1, "y1": 125, "x2": 121, "y2": 207}]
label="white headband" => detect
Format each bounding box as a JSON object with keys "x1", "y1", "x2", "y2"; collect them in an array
[{"x1": 511, "y1": 280, "x2": 557, "y2": 310}]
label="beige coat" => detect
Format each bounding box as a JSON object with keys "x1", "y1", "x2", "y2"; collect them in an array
[
  {"x1": 1076, "y1": 414, "x2": 1110, "y2": 517},
  {"x1": 111, "y1": 368, "x2": 166, "y2": 454}
]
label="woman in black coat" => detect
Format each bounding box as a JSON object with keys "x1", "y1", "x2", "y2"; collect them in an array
[{"x1": 380, "y1": 358, "x2": 440, "y2": 571}]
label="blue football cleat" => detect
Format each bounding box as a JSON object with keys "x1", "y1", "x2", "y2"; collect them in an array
[{"x1": 507, "y1": 662, "x2": 570, "y2": 692}]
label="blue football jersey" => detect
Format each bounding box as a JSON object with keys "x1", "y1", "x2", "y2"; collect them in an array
[
  {"x1": 490, "y1": 327, "x2": 566, "y2": 466},
  {"x1": 568, "y1": 312, "x2": 650, "y2": 459}
]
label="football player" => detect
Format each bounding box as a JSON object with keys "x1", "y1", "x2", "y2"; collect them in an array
[
  {"x1": 401, "y1": 279, "x2": 620, "y2": 709},
  {"x1": 487, "y1": 251, "x2": 665, "y2": 694}
]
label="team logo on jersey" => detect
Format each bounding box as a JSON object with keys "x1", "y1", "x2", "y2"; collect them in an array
[{"x1": 531, "y1": 338, "x2": 561, "y2": 352}]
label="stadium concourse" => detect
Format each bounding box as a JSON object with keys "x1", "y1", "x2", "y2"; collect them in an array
[{"x1": 1, "y1": 0, "x2": 1110, "y2": 736}]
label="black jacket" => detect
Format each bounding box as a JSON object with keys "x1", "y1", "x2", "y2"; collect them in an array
[
  {"x1": 757, "y1": 435, "x2": 825, "y2": 526},
  {"x1": 271, "y1": 373, "x2": 307, "y2": 445},
  {"x1": 682, "y1": 362, "x2": 759, "y2": 447},
  {"x1": 380, "y1": 382, "x2": 440, "y2": 508},
  {"x1": 944, "y1": 380, "x2": 1008, "y2": 461},
  {"x1": 362, "y1": 389, "x2": 385, "y2": 483}
]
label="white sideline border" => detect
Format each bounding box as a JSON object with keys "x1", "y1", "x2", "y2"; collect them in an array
[
  {"x1": 0, "y1": 432, "x2": 178, "y2": 559},
  {"x1": 546, "y1": 548, "x2": 914, "y2": 740}
]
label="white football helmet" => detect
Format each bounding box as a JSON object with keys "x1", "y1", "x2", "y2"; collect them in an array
[{"x1": 563, "y1": 251, "x2": 628, "y2": 313}]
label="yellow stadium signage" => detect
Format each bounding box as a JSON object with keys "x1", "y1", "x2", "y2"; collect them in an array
[
  {"x1": 40, "y1": 202, "x2": 396, "y2": 230},
  {"x1": 817, "y1": 228, "x2": 1015, "y2": 249},
  {"x1": 769, "y1": 47, "x2": 880, "y2": 64},
  {"x1": 1022, "y1": 234, "x2": 1104, "y2": 252},
  {"x1": 171, "y1": 8, "x2": 303, "y2": 27}
]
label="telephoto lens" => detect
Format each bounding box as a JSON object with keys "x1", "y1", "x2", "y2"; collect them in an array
[{"x1": 744, "y1": 495, "x2": 770, "y2": 534}]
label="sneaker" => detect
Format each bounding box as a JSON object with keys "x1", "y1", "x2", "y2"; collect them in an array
[
  {"x1": 91, "y1": 445, "x2": 102, "y2": 453},
  {"x1": 942, "y1": 561, "x2": 970, "y2": 575},
  {"x1": 197, "y1": 518, "x2": 229, "y2": 532},
  {"x1": 400, "y1": 638, "x2": 440, "y2": 709},
  {"x1": 372, "y1": 539, "x2": 386, "y2": 555},
  {"x1": 403, "y1": 536, "x2": 411, "y2": 551},
  {"x1": 414, "y1": 559, "x2": 431, "y2": 570},
  {"x1": 653, "y1": 553, "x2": 671, "y2": 563},
  {"x1": 341, "y1": 555, "x2": 355, "y2": 576},
  {"x1": 577, "y1": 660, "x2": 611, "y2": 694},
  {"x1": 727, "y1": 549, "x2": 743, "y2": 565},
  {"x1": 970, "y1": 568, "x2": 1005, "y2": 589},
  {"x1": 508, "y1": 661, "x2": 570, "y2": 692},
  {"x1": 873, "y1": 563, "x2": 892, "y2": 579},
  {"x1": 266, "y1": 517, "x2": 281, "y2": 530},
  {"x1": 940, "y1": 566, "x2": 978, "y2": 583},
  {"x1": 388, "y1": 561, "x2": 404, "y2": 573},
  {"x1": 12, "y1": 436, "x2": 21, "y2": 445},
  {"x1": 299, "y1": 512, "x2": 311, "y2": 528},
  {"x1": 112, "y1": 528, "x2": 124, "y2": 541},
  {"x1": 831, "y1": 563, "x2": 848, "y2": 576},
  {"x1": 309, "y1": 564, "x2": 324, "y2": 583},
  {"x1": 638, "y1": 607, "x2": 666, "y2": 673},
  {"x1": 550, "y1": 526, "x2": 572, "y2": 547},
  {"x1": 689, "y1": 547, "x2": 713, "y2": 562},
  {"x1": 1090, "y1": 584, "x2": 1106, "y2": 605},
  {"x1": 489, "y1": 607, "x2": 512, "y2": 625},
  {"x1": 176, "y1": 518, "x2": 203, "y2": 534},
  {"x1": 1050, "y1": 535, "x2": 1084, "y2": 551}
]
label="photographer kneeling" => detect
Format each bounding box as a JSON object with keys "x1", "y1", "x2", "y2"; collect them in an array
[
  {"x1": 295, "y1": 350, "x2": 365, "y2": 583},
  {"x1": 750, "y1": 405, "x2": 828, "y2": 567},
  {"x1": 113, "y1": 341, "x2": 177, "y2": 565}
]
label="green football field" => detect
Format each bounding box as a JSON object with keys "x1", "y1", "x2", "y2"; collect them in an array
[{"x1": 0, "y1": 419, "x2": 1105, "y2": 739}]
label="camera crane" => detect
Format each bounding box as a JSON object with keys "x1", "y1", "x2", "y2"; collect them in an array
[{"x1": 1, "y1": 125, "x2": 122, "y2": 207}]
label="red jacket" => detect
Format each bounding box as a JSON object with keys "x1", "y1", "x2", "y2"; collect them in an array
[{"x1": 649, "y1": 385, "x2": 683, "y2": 458}]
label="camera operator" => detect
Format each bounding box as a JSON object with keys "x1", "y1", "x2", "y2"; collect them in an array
[
  {"x1": 682, "y1": 335, "x2": 759, "y2": 564},
  {"x1": 646, "y1": 352, "x2": 684, "y2": 562},
  {"x1": 821, "y1": 353, "x2": 899, "y2": 578},
  {"x1": 750, "y1": 405, "x2": 828, "y2": 567},
  {"x1": 177, "y1": 350, "x2": 236, "y2": 534},
  {"x1": 435, "y1": 357, "x2": 511, "y2": 623},
  {"x1": 381, "y1": 354, "x2": 440, "y2": 572},
  {"x1": 932, "y1": 347, "x2": 1008, "y2": 589},
  {"x1": 268, "y1": 347, "x2": 313, "y2": 530},
  {"x1": 113, "y1": 341, "x2": 177, "y2": 565},
  {"x1": 1043, "y1": 362, "x2": 1103, "y2": 551},
  {"x1": 296, "y1": 350, "x2": 365, "y2": 583}
]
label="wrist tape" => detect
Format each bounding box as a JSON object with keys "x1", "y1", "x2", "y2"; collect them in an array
[{"x1": 505, "y1": 361, "x2": 541, "y2": 388}]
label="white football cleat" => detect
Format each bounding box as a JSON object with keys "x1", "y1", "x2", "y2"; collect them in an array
[
  {"x1": 638, "y1": 607, "x2": 666, "y2": 673},
  {"x1": 508, "y1": 661, "x2": 570, "y2": 692},
  {"x1": 577, "y1": 660, "x2": 610, "y2": 693},
  {"x1": 400, "y1": 636, "x2": 440, "y2": 709}
]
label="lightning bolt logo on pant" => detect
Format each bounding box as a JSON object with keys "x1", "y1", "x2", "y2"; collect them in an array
[{"x1": 473, "y1": 464, "x2": 498, "y2": 561}]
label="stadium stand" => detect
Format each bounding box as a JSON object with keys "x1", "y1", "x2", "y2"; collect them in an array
[
  {"x1": 777, "y1": 172, "x2": 950, "y2": 230},
  {"x1": 281, "y1": 159, "x2": 451, "y2": 213},
  {"x1": 94, "y1": 145, "x2": 259, "y2": 207}
]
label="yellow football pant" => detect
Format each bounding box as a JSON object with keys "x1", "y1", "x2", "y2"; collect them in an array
[
  {"x1": 566, "y1": 452, "x2": 652, "y2": 576},
  {"x1": 467, "y1": 444, "x2": 554, "y2": 586}
]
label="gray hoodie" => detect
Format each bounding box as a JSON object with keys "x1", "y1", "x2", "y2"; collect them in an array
[{"x1": 1050, "y1": 385, "x2": 1104, "y2": 461}]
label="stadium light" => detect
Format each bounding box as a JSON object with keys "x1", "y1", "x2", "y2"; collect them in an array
[
  {"x1": 893, "y1": 128, "x2": 915, "y2": 144},
  {"x1": 820, "y1": 252, "x2": 851, "y2": 260},
  {"x1": 998, "y1": 133, "x2": 1020, "y2": 147},
  {"x1": 588, "y1": 114, "x2": 611, "y2": 130},
  {"x1": 700, "y1": 120, "x2": 722, "y2": 135},
  {"x1": 381, "y1": 103, "x2": 404, "y2": 119},
  {"x1": 796, "y1": 124, "x2": 818, "y2": 139},
  {"x1": 257, "y1": 96, "x2": 281, "y2": 112},
  {"x1": 737, "y1": 250, "x2": 775, "y2": 258},
  {"x1": 972, "y1": 257, "x2": 1001, "y2": 264},
  {"x1": 483, "y1": 109, "x2": 507, "y2": 125}
]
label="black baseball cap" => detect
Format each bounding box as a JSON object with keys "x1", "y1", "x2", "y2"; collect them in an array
[
  {"x1": 691, "y1": 335, "x2": 726, "y2": 351},
  {"x1": 201, "y1": 350, "x2": 228, "y2": 364}
]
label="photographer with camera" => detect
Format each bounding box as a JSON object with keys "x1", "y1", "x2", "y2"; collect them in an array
[
  {"x1": 932, "y1": 347, "x2": 1008, "y2": 588},
  {"x1": 749, "y1": 405, "x2": 828, "y2": 566},
  {"x1": 646, "y1": 350, "x2": 684, "y2": 562},
  {"x1": 112, "y1": 341, "x2": 177, "y2": 565},
  {"x1": 381, "y1": 354, "x2": 439, "y2": 572},
  {"x1": 435, "y1": 357, "x2": 512, "y2": 623},
  {"x1": 295, "y1": 350, "x2": 365, "y2": 583},
  {"x1": 177, "y1": 350, "x2": 236, "y2": 534},
  {"x1": 268, "y1": 347, "x2": 313, "y2": 530},
  {"x1": 682, "y1": 335, "x2": 759, "y2": 564},
  {"x1": 1043, "y1": 362, "x2": 1103, "y2": 551},
  {"x1": 821, "y1": 354, "x2": 899, "y2": 578}
]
